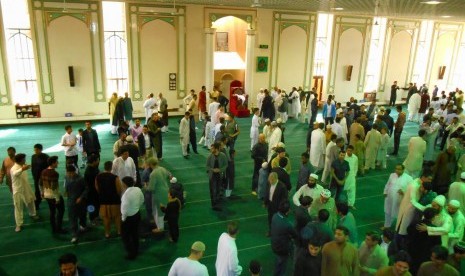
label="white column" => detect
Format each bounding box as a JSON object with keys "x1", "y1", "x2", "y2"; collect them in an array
[
  {"x1": 204, "y1": 28, "x2": 215, "y2": 92},
  {"x1": 245, "y1": 29, "x2": 256, "y2": 102}
]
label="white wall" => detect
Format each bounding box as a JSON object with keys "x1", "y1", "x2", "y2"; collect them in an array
[
  {"x1": 334, "y1": 28, "x2": 363, "y2": 102},
  {"x1": 430, "y1": 32, "x2": 455, "y2": 90}
]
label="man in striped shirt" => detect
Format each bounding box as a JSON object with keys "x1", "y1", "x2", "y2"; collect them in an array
[{"x1": 40, "y1": 156, "x2": 65, "y2": 234}]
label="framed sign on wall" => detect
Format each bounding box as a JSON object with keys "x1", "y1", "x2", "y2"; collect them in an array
[
  {"x1": 256, "y1": 56, "x2": 268, "y2": 72},
  {"x1": 169, "y1": 73, "x2": 177, "y2": 90}
]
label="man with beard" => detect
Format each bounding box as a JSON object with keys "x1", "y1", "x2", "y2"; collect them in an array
[
  {"x1": 322, "y1": 225, "x2": 360, "y2": 275},
  {"x1": 293, "y1": 173, "x2": 324, "y2": 206},
  {"x1": 446, "y1": 200, "x2": 465, "y2": 253}
]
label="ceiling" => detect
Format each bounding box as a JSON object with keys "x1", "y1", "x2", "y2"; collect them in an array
[{"x1": 146, "y1": 0, "x2": 465, "y2": 22}]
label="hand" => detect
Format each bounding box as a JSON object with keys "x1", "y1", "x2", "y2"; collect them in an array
[
  {"x1": 76, "y1": 198, "x2": 81, "y2": 204},
  {"x1": 22, "y1": 164, "x2": 31, "y2": 171},
  {"x1": 416, "y1": 223, "x2": 427, "y2": 232}
]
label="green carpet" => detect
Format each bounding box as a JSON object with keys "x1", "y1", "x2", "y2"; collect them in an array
[{"x1": 0, "y1": 108, "x2": 424, "y2": 275}]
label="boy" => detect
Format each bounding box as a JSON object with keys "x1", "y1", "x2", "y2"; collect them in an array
[
  {"x1": 76, "y1": 128, "x2": 86, "y2": 169},
  {"x1": 162, "y1": 188, "x2": 181, "y2": 243},
  {"x1": 257, "y1": 162, "x2": 269, "y2": 200},
  {"x1": 64, "y1": 165, "x2": 88, "y2": 244}
]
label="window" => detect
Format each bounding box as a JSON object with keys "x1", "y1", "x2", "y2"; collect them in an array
[
  {"x1": 313, "y1": 14, "x2": 333, "y2": 79},
  {"x1": 102, "y1": 1, "x2": 128, "y2": 98},
  {"x1": 364, "y1": 17, "x2": 387, "y2": 92}
]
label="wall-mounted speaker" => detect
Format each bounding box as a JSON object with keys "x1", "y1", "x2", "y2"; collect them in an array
[
  {"x1": 438, "y1": 66, "x2": 446, "y2": 80},
  {"x1": 68, "y1": 66, "x2": 75, "y2": 87},
  {"x1": 346, "y1": 65, "x2": 353, "y2": 81}
]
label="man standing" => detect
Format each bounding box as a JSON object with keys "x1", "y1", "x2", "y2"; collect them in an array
[
  {"x1": 309, "y1": 189, "x2": 338, "y2": 231},
  {"x1": 147, "y1": 113, "x2": 163, "y2": 160},
  {"x1": 330, "y1": 151, "x2": 350, "y2": 203},
  {"x1": 408, "y1": 91, "x2": 421, "y2": 122},
  {"x1": 344, "y1": 145, "x2": 358, "y2": 208},
  {"x1": 403, "y1": 130, "x2": 427, "y2": 178},
  {"x1": 264, "y1": 172, "x2": 288, "y2": 236},
  {"x1": 64, "y1": 165, "x2": 88, "y2": 243},
  {"x1": 206, "y1": 142, "x2": 228, "y2": 211},
  {"x1": 143, "y1": 93, "x2": 157, "y2": 124},
  {"x1": 11, "y1": 153, "x2": 38, "y2": 232},
  {"x1": 216, "y1": 221, "x2": 242, "y2": 276},
  {"x1": 123, "y1": 92, "x2": 133, "y2": 124},
  {"x1": 383, "y1": 164, "x2": 413, "y2": 229},
  {"x1": 169, "y1": 241, "x2": 208, "y2": 275},
  {"x1": 112, "y1": 147, "x2": 136, "y2": 183},
  {"x1": 31, "y1": 144, "x2": 49, "y2": 210},
  {"x1": 198, "y1": 86, "x2": 207, "y2": 121},
  {"x1": 364, "y1": 125, "x2": 381, "y2": 172},
  {"x1": 337, "y1": 202, "x2": 359, "y2": 245},
  {"x1": 159, "y1": 93, "x2": 169, "y2": 132},
  {"x1": 84, "y1": 154, "x2": 100, "y2": 225},
  {"x1": 179, "y1": 111, "x2": 190, "y2": 159},
  {"x1": 137, "y1": 125, "x2": 155, "y2": 163},
  {"x1": 0, "y1": 147, "x2": 16, "y2": 193},
  {"x1": 61, "y1": 125, "x2": 78, "y2": 167},
  {"x1": 359, "y1": 231, "x2": 389, "y2": 275},
  {"x1": 82, "y1": 121, "x2": 101, "y2": 157},
  {"x1": 322, "y1": 225, "x2": 360, "y2": 275},
  {"x1": 120, "y1": 176, "x2": 144, "y2": 260},
  {"x1": 390, "y1": 81, "x2": 400, "y2": 106},
  {"x1": 447, "y1": 200, "x2": 465, "y2": 253},
  {"x1": 448, "y1": 172, "x2": 465, "y2": 215},
  {"x1": 310, "y1": 122, "x2": 326, "y2": 173},
  {"x1": 250, "y1": 108, "x2": 261, "y2": 150},
  {"x1": 417, "y1": 245, "x2": 459, "y2": 276},
  {"x1": 293, "y1": 173, "x2": 324, "y2": 205},
  {"x1": 391, "y1": 105, "x2": 406, "y2": 156},
  {"x1": 40, "y1": 156, "x2": 65, "y2": 234},
  {"x1": 251, "y1": 133, "x2": 268, "y2": 195}
]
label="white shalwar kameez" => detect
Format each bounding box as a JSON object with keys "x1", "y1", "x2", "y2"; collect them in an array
[
  {"x1": 383, "y1": 172, "x2": 413, "y2": 228},
  {"x1": 179, "y1": 117, "x2": 190, "y2": 156},
  {"x1": 143, "y1": 97, "x2": 157, "y2": 123},
  {"x1": 250, "y1": 114, "x2": 260, "y2": 150},
  {"x1": 268, "y1": 127, "x2": 282, "y2": 161},
  {"x1": 396, "y1": 178, "x2": 423, "y2": 235},
  {"x1": 310, "y1": 129, "x2": 326, "y2": 171},
  {"x1": 215, "y1": 233, "x2": 242, "y2": 276},
  {"x1": 408, "y1": 93, "x2": 421, "y2": 122},
  {"x1": 306, "y1": 94, "x2": 315, "y2": 124},
  {"x1": 11, "y1": 163, "x2": 37, "y2": 228},
  {"x1": 288, "y1": 91, "x2": 301, "y2": 118},
  {"x1": 321, "y1": 141, "x2": 335, "y2": 183},
  {"x1": 111, "y1": 157, "x2": 137, "y2": 183},
  {"x1": 344, "y1": 154, "x2": 358, "y2": 207},
  {"x1": 424, "y1": 121, "x2": 440, "y2": 161}
]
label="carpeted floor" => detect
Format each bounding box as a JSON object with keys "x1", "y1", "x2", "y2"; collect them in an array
[{"x1": 0, "y1": 106, "x2": 425, "y2": 275}]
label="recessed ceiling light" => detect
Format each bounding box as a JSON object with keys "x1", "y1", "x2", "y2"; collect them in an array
[
  {"x1": 441, "y1": 15, "x2": 452, "y2": 18},
  {"x1": 421, "y1": 1, "x2": 445, "y2": 4},
  {"x1": 331, "y1": 7, "x2": 344, "y2": 11}
]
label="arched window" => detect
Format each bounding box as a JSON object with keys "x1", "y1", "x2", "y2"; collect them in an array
[{"x1": 104, "y1": 31, "x2": 128, "y2": 97}]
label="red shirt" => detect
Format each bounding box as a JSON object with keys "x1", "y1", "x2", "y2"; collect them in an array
[{"x1": 198, "y1": 90, "x2": 206, "y2": 111}]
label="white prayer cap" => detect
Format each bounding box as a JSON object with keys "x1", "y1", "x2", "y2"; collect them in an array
[
  {"x1": 277, "y1": 142, "x2": 285, "y2": 148},
  {"x1": 261, "y1": 162, "x2": 268, "y2": 169},
  {"x1": 260, "y1": 88, "x2": 264, "y2": 91},
  {"x1": 170, "y1": 177, "x2": 177, "y2": 184},
  {"x1": 326, "y1": 125, "x2": 332, "y2": 129},
  {"x1": 309, "y1": 173, "x2": 319, "y2": 181},
  {"x1": 321, "y1": 189, "x2": 331, "y2": 198},
  {"x1": 461, "y1": 172, "x2": 465, "y2": 180},
  {"x1": 432, "y1": 114, "x2": 439, "y2": 119},
  {"x1": 336, "y1": 108, "x2": 343, "y2": 114},
  {"x1": 449, "y1": 200, "x2": 461, "y2": 208},
  {"x1": 126, "y1": 135, "x2": 134, "y2": 143},
  {"x1": 380, "y1": 106, "x2": 386, "y2": 111},
  {"x1": 433, "y1": 195, "x2": 446, "y2": 207},
  {"x1": 271, "y1": 121, "x2": 277, "y2": 126},
  {"x1": 265, "y1": 118, "x2": 271, "y2": 123},
  {"x1": 191, "y1": 241, "x2": 206, "y2": 252},
  {"x1": 276, "y1": 118, "x2": 283, "y2": 124}
]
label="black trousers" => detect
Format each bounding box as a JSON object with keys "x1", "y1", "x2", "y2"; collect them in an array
[
  {"x1": 33, "y1": 178, "x2": 42, "y2": 209},
  {"x1": 68, "y1": 202, "x2": 87, "y2": 238},
  {"x1": 46, "y1": 196, "x2": 64, "y2": 232},
  {"x1": 209, "y1": 174, "x2": 221, "y2": 207},
  {"x1": 393, "y1": 130, "x2": 402, "y2": 154},
  {"x1": 251, "y1": 161, "x2": 261, "y2": 191},
  {"x1": 389, "y1": 96, "x2": 396, "y2": 106},
  {"x1": 122, "y1": 212, "x2": 140, "y2": 258},
  {"x1": 167, "y1": 216, "x2": 179, "y2": 242},
  {"x1": 188, "y1": 132, "x2": 197, "y2": 153}
]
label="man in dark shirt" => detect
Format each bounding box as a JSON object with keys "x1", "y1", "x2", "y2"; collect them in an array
[
  {"x1": 265, "y1": 172, "x2": 288, "y2": 236},
  {"x1": 251, "y1": 134, "x2": 268, "y2": 195},
  {"x1": 381, "y1": 108, "x2": 395, "y2": 136},
  {"x1": 390, "y1": 81, "x2": 400, "y2": 106},
  {"x1": 31, "y1": 143, "x2": 49, "y2": 210},
  {"x1": 82, "y1": 121, "x2": 101, "y2": 158},
  {"x1": 270, "y1": 201, "x2": 297, "y2": 276},
  {"x1": 65, "y1": 165, "x2": 88, "y2": 244},
  {"x1": 330, "y1": 151, "x2": 350, "y2": 203},
  {"x1": 84, "y1": 154, "x2": 100, "y2": 225},
  {"x1": 294, "y1": 238, "x2": 323, "y2": 276},
  {"x1": 294, "y1": 196, "x2": 312, "y2": 247}
]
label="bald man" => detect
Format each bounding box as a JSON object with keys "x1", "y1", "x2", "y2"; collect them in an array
[{"x1": 251, "y1": 133, "x2": 268, "y2": 195}]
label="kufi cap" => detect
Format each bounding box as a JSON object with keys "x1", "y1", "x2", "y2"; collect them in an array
[
  {"x1": 461, "y1": 172, "x2": 465, "y2": 180},
  {"x1": 432, "y1": 114, "x2": 439, "y2": 119},
  {"x1": 276, "y1": 118, "x2": 283, "y2": 124},
  {"x1": 170, "y1": 177, "x2": 177, "y2": 184},
  {"x1": 449, "y1": 199, "x2": 461, "y2": 208},
  {"x1": 261, "y1": 162, "x2": 268, "y2": 169},
  {"x1": 126, "y1": 135, "x2": 134, "y2": 143},
  {"x1": 265, "y1": 118, "x2": 271, "y2": 123},
  {"x1": 433, "y1": 195, "x2": 446, "y2": 207},
  {"x1": 271, "y1": 121, "x2": 277, "y2": 126},
  {"x1": 191, "y1": 241, "x2": 206, "y2": 251},
  {"x1": 277, "y1": 142, "x2": 285, "y2": 148},
  {"x1": 321, "y1": 189, "x2": 331, "y2": 198},
  {"x1": 309, "y1": 173, "x2": 319, "y2": 181},
  {"x1": 380, "y1": 106, "x2": 386, "y2": 111}
]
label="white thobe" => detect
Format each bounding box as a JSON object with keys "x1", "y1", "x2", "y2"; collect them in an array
[
  {"x1": 396, "y1": 178, "x2": 424, "y2": 235},
  {"x1": 257, "y1": 93, "x2": 265, "y2": 113},
  {"x1": 331, "y1": 123, "x2": 343, "y2": 139},
  {"x1": 111, "y1": 157, "x2": 136, "y2": 182},
  {"x1": 268, "y1": 127, "x2": 282, "y2": 160},
  {"x1": 306, "y1": 94, "x2": 315, "y2": 121},
  {"x1": 208, "y1": 102, "x2": 220, "y2": 124},
  {"x1": 424, "y1": 122, "x2": 439, "y2": 161},
  {"x1": 179, "y1": 117, "x2": 190, "y2": 156},
  {"x1": 364, "y1": 129, "x2": 381, "y2": 170},
  {"x1": 310, "y1": 129, "x2": 326, "y2": 170},
  {"x1": 250, "y1": 114, "x2": 260, "y2": 150},
  {"x1": 427, "y1": 209, "x2": 453, "y2": 248},
  {"x1": 292, "y1": 184, "x2": 324, "y2": 206},
  {"x1": 383, "y1": 173, "x2": 413, "y2": 228},
  {"x1": 143, "y1": 98, "x2": 157, "y2": 123},
  {"x1": 340, "y1": 117, "x2": 348, "y2": 144},
  {"x1": 344, "y1": 154, "x2": 358, "y2": 207},
  {"x1": 321, "y1": 141, "x2": 335, "y2": 183},
  {"x1": 11, "y1": 163, "x2": 36, "y2": 227},
  {"x1": 448, "y1": 211, "x2": 465, "y2": 253},
  {"x1": 403, "y1": 136, "x2": 426, "y2": 177},
  {"x1": 263, "y1": 125, "x2": 271, "y2": 143},
  {"x1": 448, "y1": 181, "x2": 465, "y2": 215},
  {"x1": 288, "y1": 91, "x2": 301, "y2": 117},
  {"x1": 408, "y1": 93, "x2": 421, "y2": 121},
  {"x1": 215, "y1": 233, "x2": 242, "y2": 276}
]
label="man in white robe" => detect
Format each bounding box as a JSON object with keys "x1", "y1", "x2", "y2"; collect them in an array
[
  {"x1": 321, "y1": 133, "x2": 336, "y2": 183},
  {"x1": 416, "y1": 195, "x2": 453, "y2": 248},
  {"x1": 250, "y1": 108, "x2": 261, "y2": 150},
  {"x1": 396, "y1": 171, "x2": 432, "y2": 246},
  {"x1": 403, "y1": 130, "x2": 427, "y2": 178},
  {"x1": 408, "y1": 92, "x2": 421, "y2": 122},
  {"x1": 268, "y1": 122, "x2": 282, "y2": 161},
  {"x1": 310, "y1": 122, "x2": 326, "y2": 172},
  {"x1": 143, "y1": 93, "x2": 157, "y2": 124},
  {"x1": 262, "y1": 119, "x2": 272, "y2": 143},
  {"x1": 216, "y1": 221, "x2": 242, "y2": 276},
  {"x1": 364, "y1": 125, "x2": 381, "y2": 171},
  {"x1": 383, "y1": 164, "x2": 413, "y2": 228},
  {"x1": 257, "y1": 88, "x2": 265, "y2": 114},
  {"x1": 179, "y1": 112, "x2": 190, "y2": 158},
  {"x1": 288, "y1": 88, "x2": 301, "y2": 118},
  {"x1": 306, "y1": 93, "x2": 315, "y2": 124},
  {"x1": 208, "y1": 99, "x2": 220, "y2": 125},
  {"x1": 344, "y1": 145, "x2": 358, "y2": 208},
  {"x1": 331, "y1": 117, "x2": 344, "y2": 139},
  {"x1": 447, "y1": 200, "x2": 465, "y2": 253},
  {"x1": 111, "y1": 148, "x2": 136, "y2": 183},
  {"x1": 449, "y1": 172, "x2": 465, "y2": 215},
  {"x1": 292, "y1": 173, "x2": 324, "y2": 206},
  {"x1": 423, "y1": 115, "x2": 440, "y2": 161}
]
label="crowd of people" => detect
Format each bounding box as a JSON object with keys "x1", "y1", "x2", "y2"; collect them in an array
[{"x1": 2, "y1": 83, "x2": 465, "y2": 275}]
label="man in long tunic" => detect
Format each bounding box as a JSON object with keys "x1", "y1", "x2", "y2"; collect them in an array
[
  {"x1": 403, "y1": 130, "x2": 427, "y2": 178},
  {"x1": 383, "y1": 164, "x2": 413, "y2": 229},
  {"x1": 268, "y1": 122, "x2": 282, "y2": 161},
  {"x1": 309, "y1": 189, "x2": 337, "y2": 231},
  {"x1": 364, "y1": 124, "x2": 381, "y2": 171},
  {"x1": 408, "y1": 91, "x2": 421, "y2": 122},
  {"x1": 322, "y1": 225, "x2": 360, "y2": 276},
  {"x1": 288, "y1": 87, "x2": 301, "y2": 119},
  {"x1": 448, "y1": 173, "x2": 465, "y2": 215},
  {"x1": 310, "y1": 122, "x2": 326, "y2": 173},
  {"x1": 147, "y1": 113, "x2": 162, "y2": 160},
  {"x1": 143, "y1": 93, "x2": 157, "y2": 124},
  {"x1": 147, "y1": 158, "x2": 170, "y2": 233},
  {"x1": 344, "y1": 145, "x2": 359, "y2": 208},
  {"x1": 349, "y1": 118, "x2": 365, "y2": 146},
  {"x1": 179, "y1": 112, "x2": 190, "y2": 159},
  {"x1": 123, "y1": 92, "x2": 133, "y2": 124}
]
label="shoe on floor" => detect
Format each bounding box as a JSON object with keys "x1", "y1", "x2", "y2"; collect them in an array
[
  {"x1": 152, "y1": 228, "x2": 164, "y2": 234},
  {"x1": 15, "y1": 226, "x2": 21, "y2": 233},
  {"x1": 251, "y1": 191, "x2": 257, "y2": 196},
  {"x1": 71, "y1": 237, "x2": 78, "y2": 244}
]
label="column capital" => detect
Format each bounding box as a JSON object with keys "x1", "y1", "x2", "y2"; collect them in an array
[
  {"x1": 204, "y1": 28, "x2": 216, "y2": 34},
  {"x1": 246, "y1": 29, "x2": 256, "y2": 36}
]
